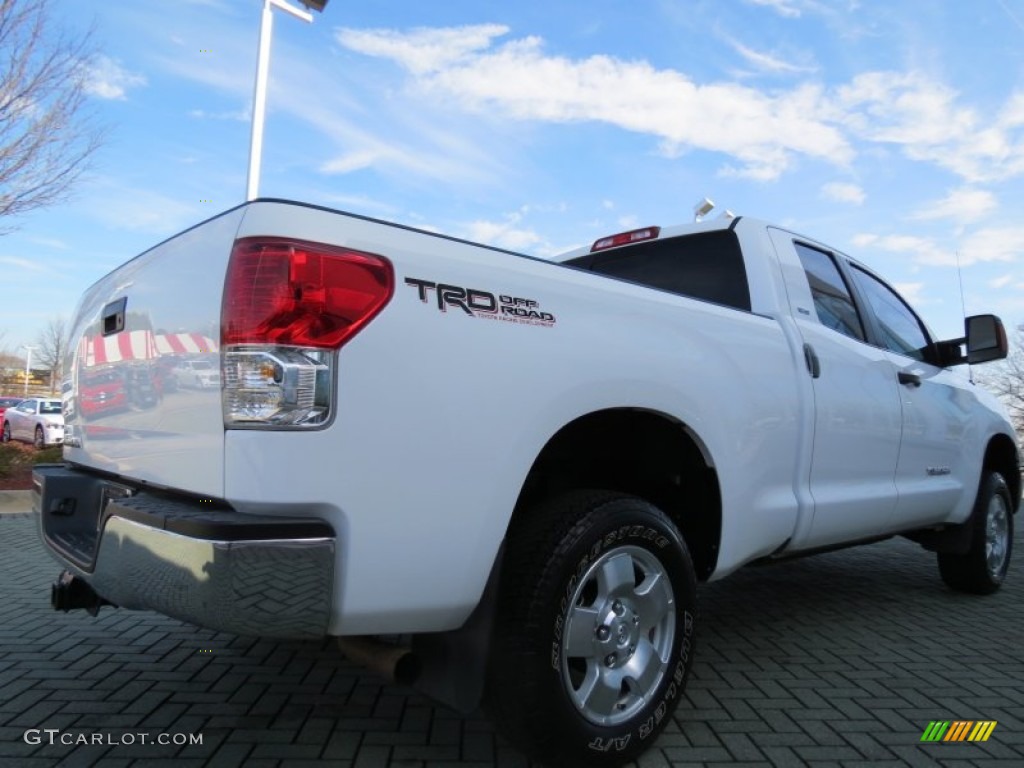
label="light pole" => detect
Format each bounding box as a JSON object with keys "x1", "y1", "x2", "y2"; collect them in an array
[
  {"x1": 22, "y1": 345, "x2": 36, "y2": 398},
  {"x1": 246, "y1": 0, "x2": 328, "y2": 202}
]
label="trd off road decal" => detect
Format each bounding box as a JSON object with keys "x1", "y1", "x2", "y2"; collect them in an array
[{"x1": 404, "y1": 278, "x2": 556, "y2": 327}]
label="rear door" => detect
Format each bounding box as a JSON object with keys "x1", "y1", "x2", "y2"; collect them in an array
[
  {"x1": 768, "y1": 230, "x2": 902, "y2": 549},
  {"x1": 13, "y1": 401, "x2": 36, "y2": 441}
]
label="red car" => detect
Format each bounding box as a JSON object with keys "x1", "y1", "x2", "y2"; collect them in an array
[
  {"x1": 0, "y1": 396, "x2": 23, "y2": 422},
  {"x1": 79, "y1": 369, "x2": 127, "y2": 417}
]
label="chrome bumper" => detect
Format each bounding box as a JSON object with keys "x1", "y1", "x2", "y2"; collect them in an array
[{"x1": 34, "y1": 465, "x2": 335, "y2": 638}]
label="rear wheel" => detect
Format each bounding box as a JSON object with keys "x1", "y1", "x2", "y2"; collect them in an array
[
  {"x1": 486, "y1": 491, "x2": 697, "y2": 767},
  {"x1": 1, "y1": 421, "x2": 9, "y2": 443},
  {"x1": 938, "y1": 471, "x2": 1014, "y2": 594}
]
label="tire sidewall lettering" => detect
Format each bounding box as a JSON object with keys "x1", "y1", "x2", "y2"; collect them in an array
[{"x1": 546, "y1": 511, "x2": 696, "y2": 753}]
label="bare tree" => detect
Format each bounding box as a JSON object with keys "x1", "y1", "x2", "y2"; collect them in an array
[
  {"x1": 35, "y1": 315, "x2": 65, "y2": 391},
  {"x1": 975, "y1": 322, "x2": 1024, "y2": 437},
  {"x1": 0, "y1": 0, "x2": 102, "y2": 229}
]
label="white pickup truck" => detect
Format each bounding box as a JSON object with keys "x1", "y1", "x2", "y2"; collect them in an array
[{"x1": 35, "y1": 200, "x2": 1019, "y2": 767}]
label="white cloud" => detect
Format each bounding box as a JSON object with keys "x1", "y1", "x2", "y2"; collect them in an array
[
  {"x1": 0, "y1": 255, "x2": 55, "y2": 273},
  {"x1": 84, "y1": 182, "x2": 199, "y2": 235},
  {"x1": 730, "y1": 40, "x2": 815, "y2": 75},
  {"x1": 990, "y1": 274, "x2": 1014, "y2": 289},
  {"x1": 463, "y1": 218, "x2": 543, "y2": 251},
  {"x1": 837, "y1": 72, "x2": 973, "y2": 146},
  {"x1": 334, "y1": 28, "x2": 1024, "y2": 186},
  {"x1": 912, "y1": 187, "x2": 997, "y2": 224},
  {"x1": 458, "y1": 208, "x2": 552, "y2": 252},
  {"x1": 337, "y1": 26, "x2": 851, "y2": 181},
  {"x1": 154, "y1": 25, "x2": 508, "y2": 188},
  {"x1": 836, "y1": 72, "x2": 1024, "y2": 182},
  {"x1": 855, "y1": 227, "x2": 1024, "y2": 268},
  {"x1": 851, "y1": 232, "x2": 956, "y2": 266},
  {"x1": 320, "y1": 150, "x2": 381, "y2": 175},
  {"x1": 959, "y1": 227, "x2": 1024, "y2": 267},
  {"x1": 821, "y1": 182, "x2": 865, "y2": 205},
  {"x1": 336, "y1": 24, "x2": 510, "y2": 75},
  {"x1": 83, "y1": 55, "x2": 146, "y2": 100},
  {"x1": 25, "y1": 235, "x2": 68, "y2": 250},
  {"x1": 189, "y1": 108, "x2": 249, "y2": 121},
  {"x1": 159, "y1": 16, "x2": 1024, "y2": 191},
  {"x1": 746, "y1": 0, "x2": 803, "y2": 17}
]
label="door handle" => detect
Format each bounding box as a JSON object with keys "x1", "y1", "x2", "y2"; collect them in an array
[
  {"x1": 803, "y1": 343, "x2": 820, "y2": 379},
  {"x1": 898, "y1": 371, "x2": 921, "y2": 387},
  {"x1": 101, "y1": 297, "x2": 127, "y2": 337}
]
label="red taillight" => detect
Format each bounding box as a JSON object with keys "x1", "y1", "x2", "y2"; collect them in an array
[
  {"x1": 591, "y1": 226, "x2": 661, "y2": 253},
  {"x1": 222, "y1": 237, "x2": 394, "y2": 348}
]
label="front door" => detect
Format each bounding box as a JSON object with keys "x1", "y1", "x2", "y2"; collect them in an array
[{"x1": 846, "y1": 265, "x2": 969, "y2": 527}]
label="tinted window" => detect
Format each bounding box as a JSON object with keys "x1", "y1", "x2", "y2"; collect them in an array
[
  {"x1": 40, "y1": 401, "x2": 62, "y2": 414},
  {"x1": 794, "y1": 243, "x2": 865, "y2": 341},
  {"x1": 566, "y1": 231, "x2": 751, "y2": 311},
  {"x1": 849, "y1": 266, "x2": 930, "y2": 362}
]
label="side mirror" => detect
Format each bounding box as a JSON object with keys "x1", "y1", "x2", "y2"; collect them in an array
[{"x1": 965, "y1": 314, "x2": 1009, "y2": 364}]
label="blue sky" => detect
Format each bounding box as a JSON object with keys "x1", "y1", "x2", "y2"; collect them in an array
[{"x1": 3, "y1": 0, "x2": 1024, "y2": 356}]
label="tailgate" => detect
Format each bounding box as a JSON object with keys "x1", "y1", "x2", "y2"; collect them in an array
[{"x1": 61, "y1": 207, "x2": 248, "y2": 497}]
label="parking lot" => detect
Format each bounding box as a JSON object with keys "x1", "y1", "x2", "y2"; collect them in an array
[{"x1": 1, "y1": 499, "x2": 1022, "y2": 767}]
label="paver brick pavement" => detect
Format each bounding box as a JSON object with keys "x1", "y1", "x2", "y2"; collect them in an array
[{"x1": 1, "y1": 508, "x2": 1022, "y2": 767}]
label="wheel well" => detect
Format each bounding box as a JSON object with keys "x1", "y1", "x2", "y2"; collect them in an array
[
  {"x1": 513, "y1": 409, "x2": 721, "y2": 579},
  {"x1": 984, "y1": 433, "x2": 1021, "y2": 513}
]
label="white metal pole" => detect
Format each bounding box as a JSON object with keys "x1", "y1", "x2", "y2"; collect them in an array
[
  {"x1": 22, "y1": 346, "x2": 35, "y2": 397},
  {"x1": 246, "y1": 0, "x2": 275, "y2": 202},
  {"x1": 245, "y1": 0, "x2": 314, "y2": 202}
]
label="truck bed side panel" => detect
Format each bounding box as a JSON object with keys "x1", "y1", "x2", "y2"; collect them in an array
[{"x1": 225, "y1": 204, "x2": 803, "y2": 634}]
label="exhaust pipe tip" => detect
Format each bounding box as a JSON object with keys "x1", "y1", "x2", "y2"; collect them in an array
[
  {"x1": 392, "y1": 651, "x2": 421, "y2": 687},
  {"x1": 51, "y1": 570, "x2": 110, "y2": 616},
  {"x1": 337, "y1": 636, "x2": 421, "y2": 686}
]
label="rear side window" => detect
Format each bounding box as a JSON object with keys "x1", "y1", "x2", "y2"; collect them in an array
[{"x1": 565, "y1": 231, "x2": 751, "y2": 311}]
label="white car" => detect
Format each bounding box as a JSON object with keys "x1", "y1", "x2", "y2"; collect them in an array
[
  {"x1": 174, "y1": 359, "x2": 220, "y2": 389},
  {"x1": 2, "y1": 397, "x2": 64, "y2": 447}
]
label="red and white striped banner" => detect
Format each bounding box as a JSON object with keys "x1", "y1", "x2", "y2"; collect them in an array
[
  {"x1": 81, "y1": 331, "x2": 218, "y2": 366},
  {"x1": 153, "y1": 332, "x2": 218, "y2": 357}
]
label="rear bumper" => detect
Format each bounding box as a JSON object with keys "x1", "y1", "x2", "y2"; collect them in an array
[{"x1": 33, "y1": 464, "x2": 335, "y2": 638}]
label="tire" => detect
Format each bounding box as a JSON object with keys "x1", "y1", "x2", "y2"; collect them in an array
[
  {"x1": 485, "y1": 491, "x2": 697, "y2": 767},
  {"x1": 34, "y1": 425, "x2": 44, "y2": 449},
  {"x1": 938, "y1": 471, "x2": 1014, "y2": 594},
  {"x1": 1, "y1": 421, "x2": 9, "y2": 443}
]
